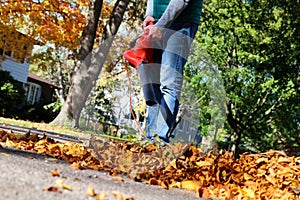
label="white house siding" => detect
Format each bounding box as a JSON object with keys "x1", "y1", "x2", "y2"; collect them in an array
[{"x1": 1, "y1": 59, "x2": 29, "y2": 83}]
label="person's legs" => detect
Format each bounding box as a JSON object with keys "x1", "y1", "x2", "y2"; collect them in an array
[
  {"x1": 145, "y1": 22, "x2": 198, "y2": 143},
  {"x1": 140, "y1": 49, "x2": 162, "y2": 139},
  {"x1": 138, "y1": 48, "x2": 162, "y2": 139}
]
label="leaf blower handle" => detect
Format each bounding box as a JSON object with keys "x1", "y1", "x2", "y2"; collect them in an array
[
  {"x1": 147, "y1": 21, "x2": 155, "y2": 26},
  {"x1": 124, "y1": 21, "x2": 155, "y2": 68}
]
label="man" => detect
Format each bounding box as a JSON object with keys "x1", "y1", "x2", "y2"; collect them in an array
[{"x1": 139, "y1": 0, "x2": 203, "y2": 143}]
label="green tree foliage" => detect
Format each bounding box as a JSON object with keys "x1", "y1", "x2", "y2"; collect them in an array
[
  {"x1": 188, "y1": 0, "x2": 300, "y2": 155},
  {"x1": 0, "y1": 70, "x2": 25, "y2": 116},
  {"x1": 0, "y1": 70, "x2": 59, "y2": 122},
  {"x1": 31, "y1": 46, "x2": 74, "y2": 103},
  {"x1": 94, "y1": 72, "x2": 118, "y2": 125}
]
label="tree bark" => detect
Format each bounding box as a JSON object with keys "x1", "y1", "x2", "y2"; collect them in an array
[
  {"x1": 226, "y1": 100, "x2": 244, "y2": 156},
  {"x1": 56, "y1": 54, "x2": 66, "y2": 103},
  {"x1": 77, "y1": 0, "x2": 103, "y2": 63},
  {"x1": 51, "y1": 0, "x2": 130, "y2": 128}
]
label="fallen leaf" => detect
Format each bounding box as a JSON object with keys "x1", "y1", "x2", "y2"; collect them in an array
[
  {"x1": 0, "y1": 152, "x2": 9, "y2": 156},
  {"x1": 243, "y1": 173, "x2": 254, "y2": 181},
  {"x1": 181, "y1": 180, "x2": 201, "y2": 192},
  {"x1": 69, "y1": 162, "x2": 83, "y2": 170},
  {"x1": 5, "y1": 138, "x2": 16, "y2": 148},
  {"x1": 199, "y1": 187, "x2": 211, "y2": 198},
  {"x1": 291, "y1": 186, "x2": 300, "y2": 194},
  {"x1": 95, "y1": 191, "x2": 106, "y2": 200},
  {"x1": 255, "y1": 157, "x2": 268, "y2": 164},
  {"x1": 242, "y1": 187, "x2": 255, "y2": 199},
  {"x1": 112, "y1": 176, "x2": 125, "y2": 183},
  {"x1": 45, "y1": 157, "x2": 59, "y2": 162},
  {"x1": 195, "y1": 160, "x2": 212, "y2": 167},
  {"x1": 86, "y1": 184, "x2": 96, "y2": 197},
  {"x1": 161, "y1": 180, "x2": 169, "y2": 189},
  {"x1": 51, "y1": 168, "x2": 61, "y2": 177},
  {"x1": 149, "y1": 178, "x2": 161, "y2": 185},
  {"x1": 43, "y1": 186, "x2": 61, "y2": 193},
  {"x1": 55, "y1": 179, "x2": 72, "y2": 191},
  {"x1": 277, "y1": 157, "x2": 292, "y2": 163},
  {"x1": 112, "y1": 191, "x2": 136, "y2": 200},
  {"x1": 291, "y1": 180, "x2": 300, "y2": 194}
]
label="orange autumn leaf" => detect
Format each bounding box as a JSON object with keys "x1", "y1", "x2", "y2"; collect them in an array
[
  {"x1": 243, "y1": 173, "x2": 254, "y2": 181},
  {"x1": 195, "y1": 160, "x2": 212, "y2": 167},
  {"x1": 149, "y1": 178, "x2": 161, "y2": 185},
  {"x1": 69, "y1": 162, "x2": 84, "y2": 170},
  {"x1": 277, "y1": 157, "x2": 292, "y2": 163},
  {"x1": 55, "y1": 179, "x2": 72, "y2": 191},
  {"x1": 0, "y1": 152, "x2": 10, "y2": 157},
  {"x1": 112, "y1": 176, "x2": 125, "y2": 183},
  {"x1": 51, "y1": 168, "x2": 61, "y2": 177},
  {"x1": 95, "y1": 192, "x2": 106, "y2": 200},
  {"x1": 255, "y1": 157, "x2": 269, "y2": 164},
  {"x1": 181, "y1": 180, "x2": 202, "y2": 192},
  {"x1": 43, "y1": 186, "x2": 61, "y2": 193},
  {"x1": 5, "y1": 138, "x2": 16, "y2": 148},
  {"x1": 241, "y1": 187, "x2": 255, "y2": 199},
  {"x1": 86, "y1": 184, "x2": 96, "y2": 197},
  {"x1": 112, "y1": 191, "x2": 136, "y2": 200}
]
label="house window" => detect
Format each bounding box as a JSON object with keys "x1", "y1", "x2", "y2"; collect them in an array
[
  {"x1": 0, "y1": 47, "x2": 13, "y2": 58},
  {"x1": 4, "y1": 50, "x2": 12, "y2": 57},
  {"x1": 0, "y1": 40, "x2": 14, "y2": 59},
  {"x1": 24, "y1": 82, "x2": 42, "y2": 105}
]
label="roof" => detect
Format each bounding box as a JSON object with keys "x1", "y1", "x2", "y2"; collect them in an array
[{"x1": 27, "y1": 72, "x2": 59, "y2": 89}]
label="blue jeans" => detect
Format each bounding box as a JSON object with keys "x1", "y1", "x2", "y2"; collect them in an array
[{"x1": 138, "y1": 22, "x2": 198, "y2": 143}]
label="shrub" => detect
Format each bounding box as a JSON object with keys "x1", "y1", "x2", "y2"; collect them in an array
[{"x1": 0, "y1": 71, "x2": 25, "y2": 116}]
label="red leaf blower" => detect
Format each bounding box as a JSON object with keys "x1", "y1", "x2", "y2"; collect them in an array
[{"x1": 123, "y1": 22, "x2": 155, "y2": 68}]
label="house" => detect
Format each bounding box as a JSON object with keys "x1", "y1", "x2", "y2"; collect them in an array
[
  {"x1": 25, "y1": 72, "x2": 59, "y2": 105},
  {"x1": 0, "y1": 25, "x2": 58, "y2": 106}
]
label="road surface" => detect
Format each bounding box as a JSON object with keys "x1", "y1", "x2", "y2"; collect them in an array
[{"x1": 0, "y1": 144, "x2": 202, "y2": 200}]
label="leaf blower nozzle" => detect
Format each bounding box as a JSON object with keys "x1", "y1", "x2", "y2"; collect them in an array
[{"x1": 124, "y1": 22, "x2": 160, "y2": 106}]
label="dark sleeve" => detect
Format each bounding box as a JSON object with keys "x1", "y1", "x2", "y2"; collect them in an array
[{"x1": 155, "y1": 0, "x2": 190, "y2": 29}]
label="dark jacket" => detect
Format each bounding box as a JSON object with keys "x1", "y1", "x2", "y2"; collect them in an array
[{"x1": 153, "y1": 0, "x2": 204, "y2": 25}]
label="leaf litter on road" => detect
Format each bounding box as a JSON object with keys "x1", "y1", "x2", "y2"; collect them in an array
[
  {"x1": 55, "y1": 179, "x2": 72, "y2": 191},
  {"x1": 0, "y1": 128, "x2": 299, "y2": 199}
]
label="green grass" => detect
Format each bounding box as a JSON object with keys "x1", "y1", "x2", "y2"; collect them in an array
[
  {"x1": 0, "y1": 117, "x2": 139, "y2": 142},
  {"x1": 0, "y1": 117, "x2": 90, "y2": 138}
]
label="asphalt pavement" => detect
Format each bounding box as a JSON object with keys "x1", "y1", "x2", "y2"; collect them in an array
[{"x1": 0, "y1": 145, "x2": 201, "y2": 200}]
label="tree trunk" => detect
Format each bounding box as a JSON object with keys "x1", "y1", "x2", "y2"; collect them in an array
[
  {"x1": 56, "y1": 56, "x2": 66, "y2": 103},
  {"x1": 226, "y1": 100, "x2": 244, "y2": 156},
  {"x1": 51, "y1": 0, "x2": 130, "y2": 128},
  {"x1": 77, "y1": 0, "x2": 103, "y2": 64}
]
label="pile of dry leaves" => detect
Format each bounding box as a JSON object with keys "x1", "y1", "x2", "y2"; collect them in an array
[{"x1": 0, "y1": 129, "x2": 299, "y2": 199}]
